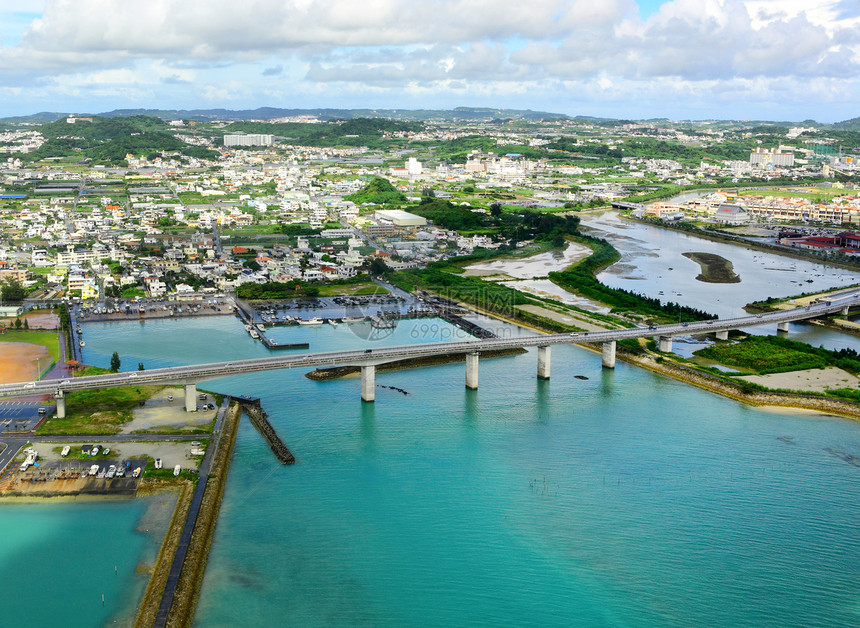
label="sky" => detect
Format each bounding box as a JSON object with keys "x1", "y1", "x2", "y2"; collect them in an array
[{"x1": 0, "y1": 0, "x2": 859, "y2": 122}]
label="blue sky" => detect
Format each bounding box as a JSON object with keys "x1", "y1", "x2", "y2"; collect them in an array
[{"x1": 0, "y1": 0, "x2": 858, "y2": 122}]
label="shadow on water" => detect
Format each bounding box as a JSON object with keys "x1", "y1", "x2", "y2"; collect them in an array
[
  {"x1": 535, "y1": 377, "x2": 551, "y2": 425},
  {"x1": 600, "y1": 366, "x2": 615, "y2": 397},
  {"x1": 359, "y1": 401, "x2": 376, "y2": 453},
  {"x1": 463, "y1": 388, "x2": 479, "y2": 425}
]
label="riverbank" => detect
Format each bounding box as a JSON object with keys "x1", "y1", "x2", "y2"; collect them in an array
[
  {"x1": 620, "y1": 351, "x2": 860, "y2": 420},
  {"x1": 418, "y1": 282, "x2": 860, "y2": 420}
]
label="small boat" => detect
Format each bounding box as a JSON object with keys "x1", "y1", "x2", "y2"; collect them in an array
[
  {"x1": 298, "y1": 317, "x2": 324, "y2": 326},
  {"x1": 327, "y1": 319, "x2": 338, "y2": 326},
  {"x1": 167, "y1": 395, "x2": 174, "y2": 401},
  {"x1": 106, "y1": 465, "x2": 116, "y2": 479},
  {"x1": 102, "y1": 448, "x2": 110, "y2": 455},
  {"x1": 89, "y1": 464, "x2": 99, "y2": 476},
  {"x1": 173, "y1": 464, "x2": 181, "y2": 476},
  {"x1": 79, "y1": 340, "x2": 86, "y2": 347},
  {"x1": 132, "y1": 467, "x2": 141, "y2": 478},
  {"x1": 154, "y1": 458, "x2": 162, "y2": 469},
  {"x1": 60, "y1": 446, "x2": 70, "y2": 457}
]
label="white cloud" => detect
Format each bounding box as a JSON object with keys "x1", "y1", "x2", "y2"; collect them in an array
[{"x1": 0, "y1": 0, "x2": 859, "y2": 119}]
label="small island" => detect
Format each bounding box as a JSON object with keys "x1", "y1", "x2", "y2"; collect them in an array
[{"x1": 682, "y1": 252, "x2": 741, "y2": 283}]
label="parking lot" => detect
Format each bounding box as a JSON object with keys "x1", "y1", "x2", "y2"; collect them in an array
[
  {"x1": 0, "y1": 401, "x2": 53, "y2": 433},
  {"x1": 1, "y1": 457, "x2": 150, "y2": 495}
]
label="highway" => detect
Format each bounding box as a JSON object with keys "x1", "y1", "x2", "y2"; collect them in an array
[{"x1": 0, "y1": 296, "x2": 856, "y2": 398}]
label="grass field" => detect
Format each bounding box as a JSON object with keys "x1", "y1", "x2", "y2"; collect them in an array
[
  {"x1": 694, "y1": 336, "x2": 828, "y2": 374},
  {"x1": 315, "y1": 282, "x2": 390, "y2": 297},
  {"x1": 0, "y1": 330, "x2": 60, "y2": 362},
  {"x1": 37, "y1": 366, "x2": 166, "y2": 434}
]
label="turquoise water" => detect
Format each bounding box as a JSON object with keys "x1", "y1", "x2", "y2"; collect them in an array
[
  {"x1": 0, "y1": 498, "x2": 164, "y2": 627},
  {"x1": 76, "y1": 315, "x2": 860, "y2": 627}
]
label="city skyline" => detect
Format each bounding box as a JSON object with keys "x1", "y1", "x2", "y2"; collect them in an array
[{"x1": 1, "y1": 0, "x2": 859, "y2": 122}]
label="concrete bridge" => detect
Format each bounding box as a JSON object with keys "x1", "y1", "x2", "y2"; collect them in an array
[
  {"x1": 610, "y1": 201, "x2": 646, "y2": 211},
  {"x1": 1, "y1": 296, "x2": 856, "y2": 411}
]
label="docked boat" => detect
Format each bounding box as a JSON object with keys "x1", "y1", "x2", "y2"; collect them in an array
[
  {"x1": 298, "y1": 317, "x2": 324, "y2": 326},
  {"x1": 327, "y1": 319, "x2": 339, "y2": 326},
  {"x1": 341, "y1": 316, "x2": 366, "y2": 323},
  {"x1": 79, "y1": 340, "x2": 86, "y2": 347},
  {"x1": 249, "y1": 329, "x2": 260, "y2": 339}
]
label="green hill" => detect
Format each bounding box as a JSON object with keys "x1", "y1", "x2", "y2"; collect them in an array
[
  {"x1": 25, "y1": 115, "x2": 218, "y2": 164},
  {"x1": 346, "y1": 177, "x2": 406, "y2": 206}
]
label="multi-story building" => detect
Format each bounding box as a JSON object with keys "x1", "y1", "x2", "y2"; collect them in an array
[{"x1": 223, "y1": 134, "x2": 274, "y2": 148}]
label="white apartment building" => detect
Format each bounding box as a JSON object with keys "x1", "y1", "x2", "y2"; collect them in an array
[{"x1": 223, "y1": 134, "x2": 274, "y2": 148}]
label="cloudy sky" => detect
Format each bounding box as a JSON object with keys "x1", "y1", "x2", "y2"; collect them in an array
[{"x1": 1, "y1": 0, "x2": 859, "y2": 121}]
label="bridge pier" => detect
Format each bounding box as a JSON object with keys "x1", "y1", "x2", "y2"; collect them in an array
[
  {"x1": 55, "y1": 391, "x2": 65, "y2": 419},
  {"x1": 715, "y1": 330, "x2": 729, "y2": 341},
  {"x1": 184, "y1": 383, "x2": 197, "y2": 412},
  {"x1": 658, "y1": 336, "x2": 673, "y2": 353},
  {"x1": 537, "y1": 346, "x2": 551, "y2": 380},
  {"x1": 602, "y1": 340, "x2": 616, "y2": 369},
  {"x1": 361, "y1": 365, "x2": 375, "y2": 402},
  {"x1": 465, "y1": 352, "x2": 479, "y2": 390},
  {"x1": 777, "y1": 322, "x2": 790, "y2": 333},
  {"x1": 842, "y1": 306, "x2": 850, "y2": 316}
]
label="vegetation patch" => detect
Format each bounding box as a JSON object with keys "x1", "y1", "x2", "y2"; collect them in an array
[
  {"x1": 38, "y1": 381, "x2": 166, "y2": 434},
  {"x1": 315, "y1": 282, "x2": 389, "y2": 297},
  {"x1": 237, "y1": 281, "x2": 320, "y2": 299},
  {"x1": 682, "y1": 252, "x2": 740, "y2": 283},
  {"x1": 694, "y1": 335, "x2": 860, "y2": 375},
  {"x1": 346, "y1": 176, "x2": 407, "y2": 206},
  {"x1": 548, "y1": 235, "x2": 714, "y2": 322}
]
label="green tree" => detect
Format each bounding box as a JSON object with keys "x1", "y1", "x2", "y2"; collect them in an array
[
  {"x1": 368, "y1": 257, "x2": 390, "y2": 276},
  {"x1": 490, "y1": 203, "x2": 502, "y2": 217},
  {"x1": 14, "y1": 318, "x2": 22, "y2": 329},
  {"x1": 22, "y1": 319, "x2": 29, "y2": 330},
  {"x1": 110, "y1": 352, "x2": 121, "y2": 373},
  {"x1": 1, "y1": 278, "x2": 26, "y2": 302},
  {"x1": 138, "y1": 362, "x2": 145, "y2": 371}
]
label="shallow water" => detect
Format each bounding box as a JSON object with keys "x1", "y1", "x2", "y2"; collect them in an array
[{"x1": 70, "y1": 316, "x2": 860, "y2": 627}]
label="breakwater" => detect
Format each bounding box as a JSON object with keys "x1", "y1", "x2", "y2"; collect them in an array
[
  {"x1": 236, "y1": 397, "x2": 296, "y2": 465},
  {"x1": 146, "y1": 399, "x2": 239, "y2": 628}
]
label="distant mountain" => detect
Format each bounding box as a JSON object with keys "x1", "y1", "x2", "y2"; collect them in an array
[
  {"x1": 833, "y1": 116, "x2": 860, "y2": 131},
  {"x1": 89, "y1": 106, "x2": 570, "y2": 123},
  {"x1": 1, "y1": 112, "x2": 68, "y2": 124}
]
